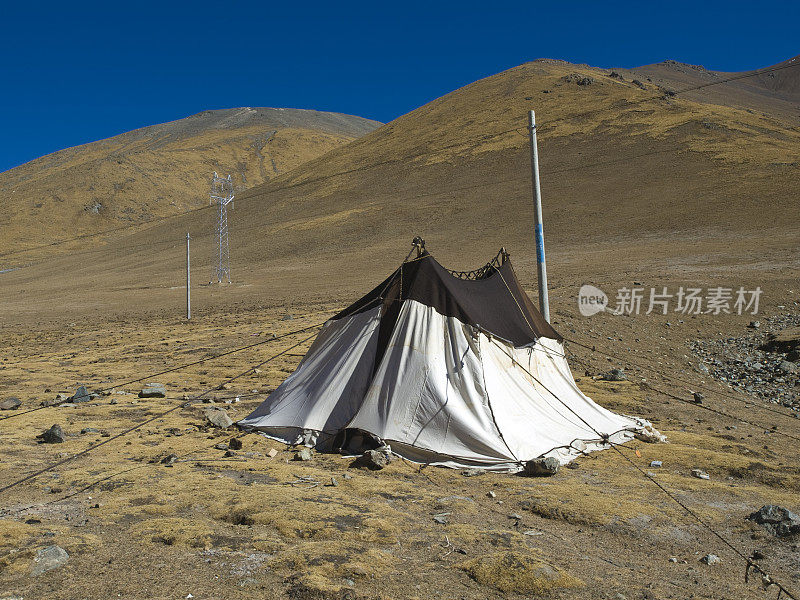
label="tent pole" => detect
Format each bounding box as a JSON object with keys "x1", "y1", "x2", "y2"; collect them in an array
[{"x1": 528, "y1": 110, "x2": 550, "y2": 323}]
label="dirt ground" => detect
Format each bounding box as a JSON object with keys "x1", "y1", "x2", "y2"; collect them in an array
[{"x1": 1, "y1": 267, "x2": 799, "y2": 599}]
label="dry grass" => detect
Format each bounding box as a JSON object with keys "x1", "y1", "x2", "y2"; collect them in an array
[
  {"x1": 1, "y1": 306, "x2": 798, "y2": 599},
  {"x1": 461, "y1": 550, "x2": 583, "y2": 594}
]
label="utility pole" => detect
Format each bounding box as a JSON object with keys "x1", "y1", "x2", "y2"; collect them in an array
[
  {"x1": 186, "y1": 233, "x2": 191, "y2": 320},
  {"x1": 528, "y1": 110, "x2": 550, "y2": 323}
]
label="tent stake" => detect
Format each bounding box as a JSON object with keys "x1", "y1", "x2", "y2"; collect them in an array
[{"x1": 528, "y1": 110, "x2": 550, "y2": 322}]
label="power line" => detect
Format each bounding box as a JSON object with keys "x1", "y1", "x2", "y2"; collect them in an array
[
  {"x1": 0, "y1": 139, "x2": 690, "y2": 274},
  {"x1": 487, "y1": 336, "x2": 797, "y2": 600},
  {"x1": 0, "y1": 321, "x2": 326, "y2": 422},
  {"x1": 565, "y1": 347, "x2": 800, "y2": 443},
  {"x1": 565, "y1": 336, "x2": 799, "y2": 421},
  {"x1": 5, "y1": 58, "x2": 796, "y2": 265},
  {"x1": 0, "y1": 328, "x2": 320, "y2": 495},
  {"x1": 530, "y1": 59, "x2": 800, "y2": 131}
]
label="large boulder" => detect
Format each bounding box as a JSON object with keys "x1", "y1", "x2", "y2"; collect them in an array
[
  {"x1": 748, "y1": 505, "x2": 800, "y2": 537},
  {"x1": 204, "y1": 408, "x2": 233, "y2": 429},
  {"x1": 293, "y1": 447, "x2": 313, "y2": 461},
  {"x1": 37, "y1": 424, "x2": 66, "y2": 444},
  {"x1": 31, "y1": 545, "x2": 69, "y2": 576},
  {"x1": 522, "y1": 457, "x2": 560, "y2": 477},
  {"x1": 603, "y1": 369, "x2": 627, "y2": 382},
  {"x1": 352, "y1": 448, "x2": 391, "y2": 470},
  {"x1": 70, "y1": 385, "x2": 92, "y2": 403},
  {"x1": 139, "y1": 383, "x2": 167, "y2": 398},
  {"x1": 0, "y1": 397, "x2": 22, "y2": 410}
]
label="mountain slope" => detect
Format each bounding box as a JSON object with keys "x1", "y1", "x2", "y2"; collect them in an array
[
  {"x1": 1, "y1": 56, "x2": 798, "y2": 321},
  {"x1": 0, "y1": 107, "x2": 381, "y2": 253},
  {"x1": 625, "y1": 54, "x2": 800, "y2": 118}
]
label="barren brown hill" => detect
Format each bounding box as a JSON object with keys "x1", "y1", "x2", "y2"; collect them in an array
[
  {"x1": 3, "y1": 55, "x2": 797, "y2": 322},
  {"x1": 0, "y1": 107, "x2": 380, "y2": 254}
]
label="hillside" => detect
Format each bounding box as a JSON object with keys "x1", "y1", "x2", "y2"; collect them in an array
[
  {"x1": 0, "y1": 107, "x2": 380, "y2": 254},
  {"x1": 1, "y1": 57, "x2": 798, "y2": 320}
]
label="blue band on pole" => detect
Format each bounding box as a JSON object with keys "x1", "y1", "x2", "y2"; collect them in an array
[{"x1": 535, "y1": 223, "x2": 545, "y2": 263}]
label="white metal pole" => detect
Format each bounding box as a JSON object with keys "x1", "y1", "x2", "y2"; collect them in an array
[
  {"x1": 186, "y1": 233, "x2": 191, "y2": 320},
  {"x1": 528, "y1": 110, "x2": 550, "y2": 322}
]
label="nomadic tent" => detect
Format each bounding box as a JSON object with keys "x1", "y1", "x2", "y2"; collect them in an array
[{"x1": 240, "y1": 241, "x2": 651, "y2": 471}]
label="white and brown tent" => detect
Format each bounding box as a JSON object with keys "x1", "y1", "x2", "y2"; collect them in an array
[{"x1": 240, "y1": 242, "x2": 651, "y2": 471}]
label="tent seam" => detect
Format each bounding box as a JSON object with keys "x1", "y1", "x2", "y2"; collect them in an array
[{"x1": 477, "y1": 331, "x2": 522, "y2": 465}]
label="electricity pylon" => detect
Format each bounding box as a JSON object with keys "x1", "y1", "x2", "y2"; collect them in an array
[{"x1": 210, "y1": 172, "x2": 234, "y2": 284}]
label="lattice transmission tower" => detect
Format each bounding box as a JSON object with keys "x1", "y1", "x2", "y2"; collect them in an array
[{"x1": 210, "y1": 172, "x2": 235, "y2": 284}]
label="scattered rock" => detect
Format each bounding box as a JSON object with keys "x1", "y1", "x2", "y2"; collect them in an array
[
  {"x1": 604, "y1": 369, "x2": 627, "y2": 382},
  {"x1": 43, "y1": 393, "x2": 69, "y2": 407},
  {"x1": 266, "y1": 448, "x2": 278, "y2": 458},
  {"x1": 691, "y1": 469, "x2": 710, "y2": 480},
  {"x1": 433, "y1": 514, "x2": 449, "y2": 525},
  {"x1": 139, "y1": 383, "x2": 167, "y2": 398},
  {"x1": 224, "y1": 450, "x2": 237, "y2": 457},
  {"x1": 487, "y1": 491, "x2": 497, "y2": 498},
  {"x1": 161, "y1": 454, "x2": 178, "y2": 466},
  {"x1": 204, "y1": 408, "x2": 233, "y2": 429},
  {"x1": 692, "y1": 392, "x2": 704, "y2": 403},
  {"x1": 748, "y1": 505, "x2": 800, "y2": 537},
  {"x1": 635, "y1": 424, "x2": 667, "y2": 443},
  {"x1": 692, "y1": 316, "x2": 800, "y2": 410},
  {"x1": 31, "y1": 545, "x2": 69, "y2": 575},
  {"x1": 779, "y1": 361, "x2": 797, "y2": 374},
  {"x1": 214, "y1": 443, "x2": 228, "y2": 450},
  {"x1": 352, "y1": 448, "x2": 390, "y2": 470},
  {"x1": 0, "y1": 397, "x2": 22, "y2": 410},
  {"x1": 649, "y1": 460, "x2": 663, "y2": 468},
  {"x1": 438, "y1": 495, "x2": 474, "y2": 504},
  {"x1": 761, "y1": 327, "x2": 800, "y2": 354},
  {"x1": 699, "y1": 554, "x2": 720, "y2": 565},
  {"x1": 229, "y1": 437, "x2": 243, "y2": 450},
  {"x1": 748, "y1": 321, "x2": 761, "y2": 329},
  {"x1": 461, "y1": 468, "x2": 484, "y2": 477},
  {"x1": 294, "y1": 447, "x2": 313, "y2": 461},
  {"x1": 522, "y1": 457, "x2": 559, "y2": 477},
  {"x1": 37, "y1": 424, "x2": 66, "y2": 444},
  {"x1": 282, "y1": 314, "x2": 293, "y2": 321},
  {"x1": 668, "y1": 557, "x2": 678, "y2": 563},
  {"x1": 80, "y1": 427, "x2": 99, "y2": 435},
  {"x1": 608, "y1": 71, "x2": 624, "y2": 80},
  {"x1": 70, "y1": 385, "x2": 92, "y2": 403},
  {"x1": 562, "y1": 73, "x2": 594, "y2": 86}
]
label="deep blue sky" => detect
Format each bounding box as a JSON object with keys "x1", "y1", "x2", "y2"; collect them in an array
[{"x1": 1, "y1": 1, "x2": 797, "y2": 172}]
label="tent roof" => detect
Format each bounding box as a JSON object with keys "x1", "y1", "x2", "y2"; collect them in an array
[{"x1": 334, "y1": 248, "x2": 560, "y2": 346}]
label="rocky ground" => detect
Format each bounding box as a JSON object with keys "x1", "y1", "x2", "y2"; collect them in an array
[
  {"x1": 691, "y1": 313, "x2": 800, "y2": 409},
  {"x1": 1, "y1": 304, "x2": 799, "y2": 599}
]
